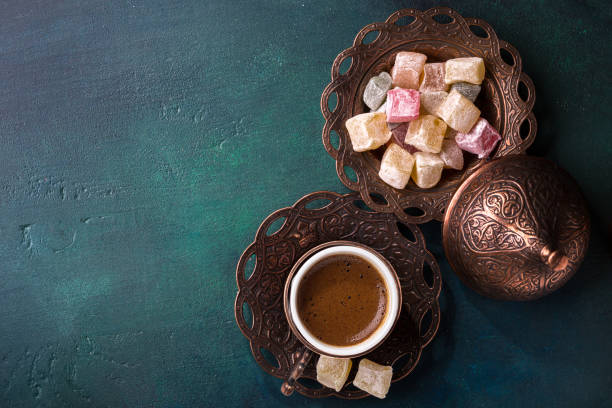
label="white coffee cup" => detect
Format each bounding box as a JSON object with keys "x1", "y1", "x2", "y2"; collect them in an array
[{"x1": 283, "y1": 241, "x2": 402, "y2": 358}]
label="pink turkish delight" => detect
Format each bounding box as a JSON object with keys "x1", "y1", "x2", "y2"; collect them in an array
[
  {"x1": 419, "y1": 63, "x2": 448, "y2": 92},
  {"x1": 386, "y1": 88, "x2": 420, "y2": 123},
  {"x1": 455, "y1": 117, "x2": 501, "y2": 158},
  {"x1": 391, "y1": 52, "x2": 427, "y2": 89}
]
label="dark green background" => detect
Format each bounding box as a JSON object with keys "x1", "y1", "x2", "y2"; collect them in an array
[{"x1": 1, "y1": 1, "x2": 610, "y2": 407}]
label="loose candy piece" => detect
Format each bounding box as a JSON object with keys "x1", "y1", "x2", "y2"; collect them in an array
[
  {"x1": 345, "y1": 112, "x2": 392, "y2": 152},
  {"x1": 445, "y1": 57, "x2": 485, "y2": 85},
  {"x1": 386, "y1": 88, "x2": 420, "y2": 123},
  {"x1": 391, "y1": 124, "x2": 419, "y2": 153},
  {"x1": 435, "y1": 89, "x2": 481, "y2": 133},
  {"x1": 353, "y1": 359, "x2": 393, "y2": 399},
  {"x1": 404, "y1": 114, "x2": 447, "y2": 153},
  {"x1": 316, "y1": 355, "x2": 352, "y2": 392},
  {"x1": 450, "y1": 82, "x2": 481, "y2": 102},
  {"x1": 419, "y1": 63, "x2": 448, "y2": 92},
  {"x1": 378, "y1": 143, "x2": 416, "y2": 189},
  {"x1": 419, "y1": 91, "x2": 448, "y2": 116},
  {"x1": 363, "y1": 72, "x2": 392, "y2": 110},
  {"x1": 455, "y1": 117, "x2": 501, "y2": 158},
  {"x1": 411, "y1": 152, "x2": 445, "y2": 188},
  {"x1": 439, "y1": 138, "x2": 464, "y2": 170},
  {"x1": 391, "y1": 52, "x2": 427, "y2": 89}
]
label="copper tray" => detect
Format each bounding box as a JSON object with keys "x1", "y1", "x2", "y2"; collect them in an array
[
  {"x1": 321, "y1": 7, "x2": 537, "y2": 223},
  {"x1": 234, "y1": 191, "x2": 441, "y2": 399}
]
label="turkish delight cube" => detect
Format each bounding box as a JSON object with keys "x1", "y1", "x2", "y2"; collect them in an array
[
  {"x1": 439, "y1": 138, "x2": 464, "y2": 170},
  {"x1": 316, "y1": 355, "x2": 352, "y2": 392},
  {"x1": 419, "y1": 91, "x2": 448, "y2": 116},
  {"x1": 404, "y1": 114, "x2": 447, "y2": 153},
  {"x1": 450, "y1": 82, "x2": 481, "y2": 102},
  {"x1": 352, "y1": 359, "x2": 393, "y2": 399},
  {"x1": 435, "y1": 89, "x2": 481, "y2": 133},
  {"x1": 363, "y1": 72, "x2": 392, "y2": 110},
  {"x1": 455, "y1": 117, "x2": 501, "y2": 158},
  {"x1": 391, "y1": 51, "x2": 427, "y2": 89},
  {"x1": 419, "y1": 62, "x2": 448, "y2": 92},
  {"x1": 411, "y1": 152, "x2": 445, "y2": 188},
  {"x1": 378, "y1": 143, "x2": 416, "y2": 189},
  {"x1": 386, "y1": 88, "x2": 420, "y2": 122},
  {"x1": 345, "y1": 112, "x2": 391, "y2": 152},
  {"x1": 445, "y1": 57, "x2": 485, "y2": 85}
]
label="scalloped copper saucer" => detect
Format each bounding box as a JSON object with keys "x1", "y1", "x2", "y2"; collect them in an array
[
  {"x1": 234, "y1": 191, "x2": 441, "y2": 399},
  {"x1": 321, "y1": 7, "x2": 537, "y2": 223}
]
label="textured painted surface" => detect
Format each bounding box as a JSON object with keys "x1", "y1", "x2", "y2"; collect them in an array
[{"x1": 0, "y1": 1, "x2": 610, "y2": 407}]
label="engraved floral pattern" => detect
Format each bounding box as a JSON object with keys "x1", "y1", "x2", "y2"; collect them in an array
[
  {"x1": 257, "y1": 273, "x2": 283, "y2": 307},
  {"x1": 263, "y1": 309, "x2": 292, "y2": 345},
  {"x1": 462, "y1": 180, "x2": 539, "y2": 253},
  {"x1": 264, "y1": 241, "x2": 294, "y2": 272},
  {"x1": 292, "y1": 221, "x2": 318, "y2": 248},
  {"x1": 463, "y1": 213, "x2": 526, "y2": 252}
]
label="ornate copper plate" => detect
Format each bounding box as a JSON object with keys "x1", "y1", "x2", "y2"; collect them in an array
[
  {"x1": 443, "y1": 156, "x2": 590, "y2": 301},
  {"x1": 235, "y1": 191, "x2": 441, "y2": 398},
  {"x1": 321, "y1": 7, "x2": 537, "y2": 224}
]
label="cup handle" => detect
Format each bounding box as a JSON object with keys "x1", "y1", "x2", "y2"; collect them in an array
[{"x1": 280, "y1": 347, "x2": 313, "y2": 396}]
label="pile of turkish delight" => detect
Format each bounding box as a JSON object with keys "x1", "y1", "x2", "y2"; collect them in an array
[{"x1": 345, "y1": 52, "x2": 501, "y2": 189}]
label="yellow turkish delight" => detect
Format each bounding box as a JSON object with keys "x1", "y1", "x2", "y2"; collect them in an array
[
  {"x1": 404, "y1": 114, "x2": 447, "y2": 153},
  {"x1": 444, "y1": 57, "x2": 485, "y2": 85},
  {"x1": 316, "y1": 355, "x2": 352, "y2": 392},
  {"x1": 345, "y1": 112, "x2": 391, "y2": 152},
  {"x1": 435, "y1": 89, "x2": 481, "y2": 133},
  {"x1": 411, "y1": 152, "x2": 445, "y2": 188},
  {"x1": 378, "y1": 143, "x2": 415, "y2": 189}
]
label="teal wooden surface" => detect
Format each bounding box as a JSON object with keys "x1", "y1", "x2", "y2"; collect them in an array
[{"x1": 0, "y1": 1, "x2": 610, "y2": 407}]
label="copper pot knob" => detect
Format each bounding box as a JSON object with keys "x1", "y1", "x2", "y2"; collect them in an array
[{"x1": 540, "y1": 246, "x2": 568, "y2": 272}]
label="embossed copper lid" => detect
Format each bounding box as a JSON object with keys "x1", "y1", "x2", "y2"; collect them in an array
[{"x1": 443, "y1": 156, "x2": 590, "y2": 301}]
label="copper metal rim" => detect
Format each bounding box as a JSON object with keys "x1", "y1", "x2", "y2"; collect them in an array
[
  {"x1": 321, "y1": 7, "x2": 537, "y2": 223},
  {"x1": 442, "y1": 156, "x2": 590, "y2": 301},
  {"x1": 283, "y1": 241, "x2": 403, "y2": 359}
]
